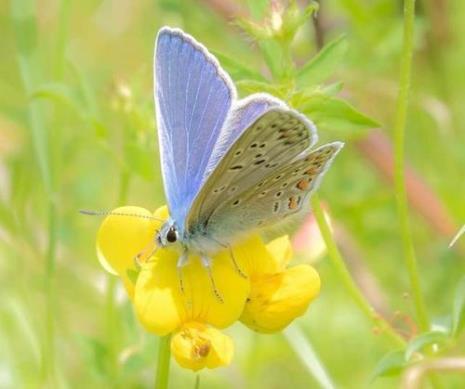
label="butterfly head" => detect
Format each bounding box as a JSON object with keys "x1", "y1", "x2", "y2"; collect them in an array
[{"x1": 157, "y1": 220, "x2": 180, "y2": 247}]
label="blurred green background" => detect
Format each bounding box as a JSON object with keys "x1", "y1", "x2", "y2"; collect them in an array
[{"x1": 1, "y1": 0, "x2": 465, "y2": 388}]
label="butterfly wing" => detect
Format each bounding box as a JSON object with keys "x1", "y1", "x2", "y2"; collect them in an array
[
  {"x1": 155, "y1": 27, "x2": 234, "y2": 234},
  {"x1": 204, "y1": 142, "x2": 343, "y2": 242},
  {"x1": 204, "y1": 93, "x2": 285, "y2": 180},
  {"x1": 187, "y1": 106, "x2": 324, "y2": 239}
]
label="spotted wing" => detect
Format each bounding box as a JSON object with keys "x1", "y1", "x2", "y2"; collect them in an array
[
  {"x1": 205, "y1": 142, "x2": 343, "y2": 242},
  {"x1": 186, "y1": 107, "x2": 317, "y2": 233}
]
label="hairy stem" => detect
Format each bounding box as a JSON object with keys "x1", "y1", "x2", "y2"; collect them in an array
[
  {"x1": 393, "y1": 0, "x2": 429, "y2": 331},
  {"x1": 311, "y1": 195, "x2": 405, "y2": 347}
]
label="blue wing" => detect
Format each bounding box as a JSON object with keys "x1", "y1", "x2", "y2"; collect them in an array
[{"x1": 155, "y1": 27, "x2": 235, "y2": 234}]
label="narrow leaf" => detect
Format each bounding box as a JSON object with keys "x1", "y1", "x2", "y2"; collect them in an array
[
  {"x1": 452, "y1": 276, "x2": 465, "y2": 336},
  {"x1": 297, "y1": 35, "x2": 348, "y2": 87},
  {"x1": 300, "y1": 94, "x2": 379, "y2": 131},
  {"x1": 12, "y1": 0, "x2": 52, "y2": 194},
  {"x1": 405, "y1": 331, "x2": 448, "y2": 361},
  {"x1": 236, "y1": 79, "x2": 284, "y2": 97},
  {"x1": 259, "y1": 40, "x2": 284, "y2": 79},
  {"x1": 371, "y1": 350, "x2": 406, "y2": 380},
  {"x1": 30, "y1": 82, "x2": 83, "y2": 115},
  {"x1": 211, "y1": 50, "x2": 265, "y2": 82},
  {"x1": 284, "y1": 325, "x2": 336, "y2": 389},
  {"x1": 321, "y1": 81, "x2": 344, "y2": 96}
]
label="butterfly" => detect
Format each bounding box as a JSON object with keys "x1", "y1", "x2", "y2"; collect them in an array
[{"x1": 153, "y1": 27, "x2": 343, "y2": 297}]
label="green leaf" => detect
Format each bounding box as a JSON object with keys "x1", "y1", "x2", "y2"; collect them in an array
[
  {"x1": 321, "y1": 81, "x2": 345, "y2": 96},
  {"x1": 297, "y1": 35, "x2": 348, "y2": 87},
  {"x1": 259, "y1": 40, "x2": 285, "y2": 79},
  {"x1": 284, "y1": 325, "x2": 336, "y2": 389},
  {"x1": 300, "y1": 94, "x2": 379, "y2": 131},
  {"x1": 211, "y1": 51, "x2": 265, "y2": 82},
  {"x1": 30, "y1": 82, "x2": 83, "y2": 116},
  {"x1": 405, "y1": 331, "x2": 448, "y2": 361},
  {"x1": 12, "y1": 0, "x2": 52, "y2": 194},
  {"x1": 236, "y1": 80, "x2": 284, "y2": 97},
  {"x1": 452, "y1": 276, "x2": 465, "y2": 336},
  {"x1": 371, "y1": 350, "x2": 406, "y2": 380},
  {"x1": 280, "y1": 1, "x2": 319, "y2": 43}
]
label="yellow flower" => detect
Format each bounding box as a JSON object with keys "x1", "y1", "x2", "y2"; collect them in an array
[
  {"x1": 96, "y1": 206, "x2": 159, "y2": 297},
  {"x1": 96, "y1": 205, "x2": 321, "y2": 370},
  {"x1": 240, "y1": 236, "x2": 321, "y2": 333},
  {"x1": 170, "y1": 322, "x2": 233, "y2": 371}
]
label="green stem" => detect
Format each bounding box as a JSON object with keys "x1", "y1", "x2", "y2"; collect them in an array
[
  {"x1": 393, "y1": 0, "x2": 429, "y2": 332},
  {"x1": 44, "y1": 199, "x2": 58, "y2": 383},
  {"x1": 54, "y1": 0, "x2": 72, "y2": 79},
  {"x1": 11, "y1": 1, "x2": 58, "y2": 384},
  {"x1": 311, "y1": 195, "x2": 405, "y2": 347},
  {"x1": 105, "y1": 275, "x2": 118, "y2": 383},
  {"x1": 155, "y1": 335, "x2": 172, "y2": 389},
  {"x1": 105, "y1": 170, "x2": 131, "y2": 382}
]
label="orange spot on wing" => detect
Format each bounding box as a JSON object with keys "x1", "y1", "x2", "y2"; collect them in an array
[
  {"x1": 288, "y1": 196, "x2": 298, "y2": 210},
  {"x1": 296, "y1": 179, "x2": 309, "y2": 190}
]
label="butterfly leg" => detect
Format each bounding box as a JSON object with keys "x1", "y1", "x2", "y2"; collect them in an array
[
  {"x1": 228, "y1": 245, "x2": 247, "y2": 279},
  {"x1": 200, "y1": 254, "x2": 224, "y2": 303},
  {"x1": 177, "y1": 249, "x2": 189, "y2": 295},
  {"x1": 211, "y1": 238, "x2": 247, "y2": 279}
]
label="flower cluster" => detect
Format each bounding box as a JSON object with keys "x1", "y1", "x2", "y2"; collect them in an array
[{"x1": 97, "y1": 205, "x2": 321, "y2": 371}]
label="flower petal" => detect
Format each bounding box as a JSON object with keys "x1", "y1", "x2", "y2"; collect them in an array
[
  {"x1": 240, "y1": 264, "x2": 320, "y2": 333},
  {"x1": 134, "y1": 243, "x2": 251, "y2": 335},
  {"x1": 133, "y1": 249, "x2": 184, "y2": 335},
  {"x1": 237, "y1": 234, "x2": 282, "y2": 275},
  {"x1": 171, "y1": 322, "x2": 233, "y2": 371},
  {"x1": 265, "y1": 235, "x2": 293, "y2": 271},
  {"x1": 96, "y1": 206, "x2": 161, "y2": 296}
]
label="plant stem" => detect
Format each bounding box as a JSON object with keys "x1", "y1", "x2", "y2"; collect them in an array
[
  {"x1": 54, "y1": 0, "x2": 72, "y2": 79},
  {"x1": 45, "y1": 199, "x2": 58, "y2": 383},
  {"x1": 311, "y1": 195, "x2": 405, "y2": 347},
  {"x1": 155, "y1": 335, "x2": 172, "y2": 389},
  {"x1": 284, "y1": 325, "x2": 336, "y2": 389},
  {"x1": 105, "y1": 275, "x2": 118, "y2": 383},
  {"x1": 11, "y1": 1, "x2": 58, "y2": 384},
  {"x1": 105, "y1": 170, "x2": 131, "y2": 382},
  {"x1": 393, "y1": 0, "x2": 429, "y2": 332}
]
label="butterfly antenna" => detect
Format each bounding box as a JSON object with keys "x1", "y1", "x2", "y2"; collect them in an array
[{"x1": 79, "y1": 209, "x2": 164, "y2": 222}]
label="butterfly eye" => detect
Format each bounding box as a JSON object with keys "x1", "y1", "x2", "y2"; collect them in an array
[{"x1": 166, "y1": 227, "x2": 177, "y2": 243}]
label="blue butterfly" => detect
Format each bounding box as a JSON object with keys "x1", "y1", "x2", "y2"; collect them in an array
[{"x1": 154, "y1": 27, "x2": 343, "y2": 296}]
